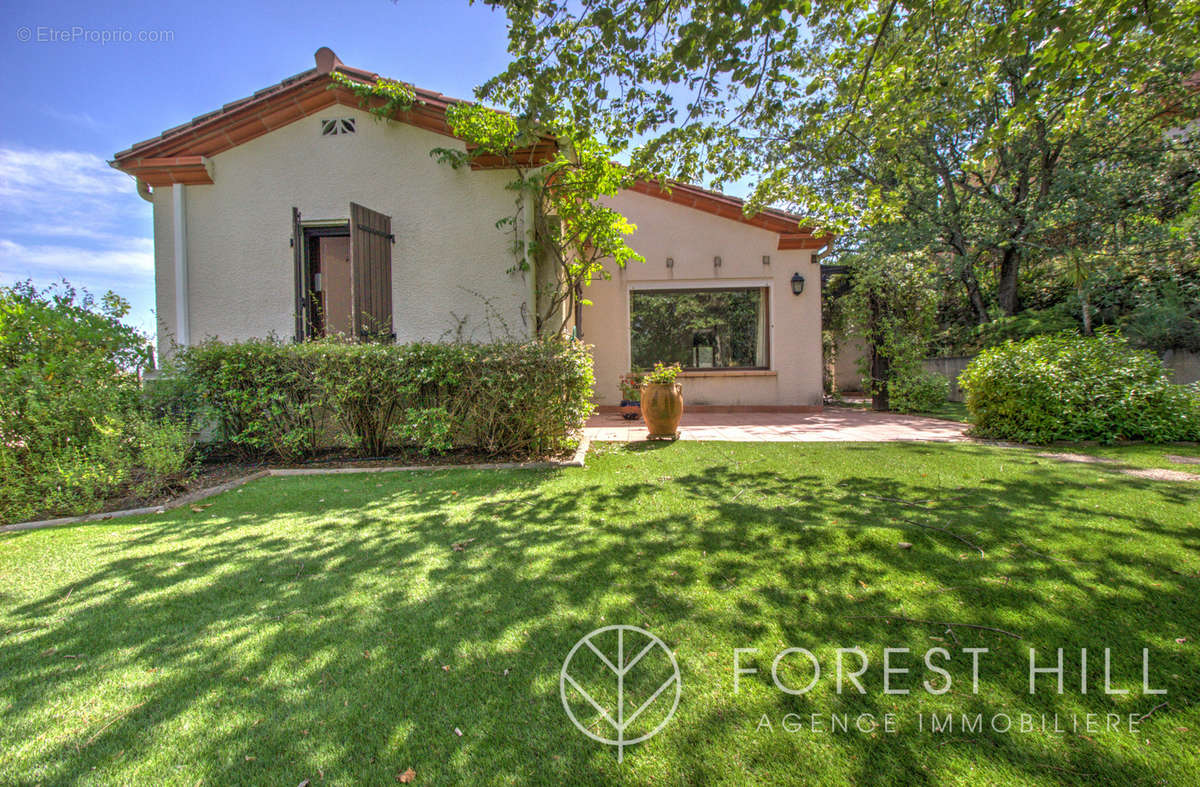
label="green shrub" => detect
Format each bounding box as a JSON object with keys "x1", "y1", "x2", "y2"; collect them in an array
[
  {"x1": 129, "y1": 417, "x2": 195, "y2": 498},
  {"x1": 174, "y1": 338, "x2": 594, "y2": 459},
  {"x1": 889, "y1": 371, "x2": 949, "y2": 413},
  {"x1": 642, "y1": 362, "x2": 681, "y2": 385},
  {"x1": 398, "y1": 407, "x2": 454, "y2": 455},
  {"x1": 46, "y1": 417, "x2": 137, "y2": 516},
  {"x1": 177, "y1": 339, "x2": 323, "y2": 460},
  {"x1": 143, "y1": 366, "x2": 206, "y2": 425},
  {"x1": 450, "y1": 340, "x2": 595, "y2": 456},
  {"x1": 0, "y1": 281, "x2": 194, "y2": 523},
  {"x1": 959, "y1": 331, "x2": 1200, "y2": 444},
  {"x1": 306, "y1": 341, "x2": 409, "y2": 456},
  {"x1": 0, "y1": 282, "x2": 147, "y2": 452}
]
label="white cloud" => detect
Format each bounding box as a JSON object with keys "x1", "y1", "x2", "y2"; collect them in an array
[
  {"x1": 17, "y1": 224, "x2": 145, "y2": 243},
  {"x1": 0, "y1": 238, "x2": 153, "y2": 280},
  {"x1": 0, "y1": 146, "x2": 153, "y2": 281},
  {"x1": 0, "y1": 147, "x2": 147, "y2": 241},
  {"x1": 0, "y1": 148, "x2": 129, "y2": 200}
]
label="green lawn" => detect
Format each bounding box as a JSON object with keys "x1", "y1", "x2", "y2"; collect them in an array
[
  {"x1": 1053, "y1": 443, "x2": 1200, "y2": 471},
  {"x1": 909, "y1": 400, "x2": 971, "y2": 423},
  {"x1": 2, "y1": 442, "x2": 1198, "y2": 785},
  {"x1": 827, "y1": 398, "x2": 972, "y2": 423}
]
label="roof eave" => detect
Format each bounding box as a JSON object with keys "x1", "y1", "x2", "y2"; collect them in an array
[{"x1": 628, "y1": 179, "x2": 829, "y2": 247}]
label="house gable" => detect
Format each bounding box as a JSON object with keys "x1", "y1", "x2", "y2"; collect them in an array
[
  {"x1": 111, "y1": 48, "x2": 554, "y2": 186},
  {"x1": 112, "y1": 48, "x2": 827, "y2": 249},
  {"x1": 627, "y1": 181, "x2": 828, "y2": 251}
]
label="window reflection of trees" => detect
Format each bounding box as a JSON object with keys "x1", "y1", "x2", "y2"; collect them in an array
[{"x1": 630, "y1": 288, "x2": 768, "y2": 370}]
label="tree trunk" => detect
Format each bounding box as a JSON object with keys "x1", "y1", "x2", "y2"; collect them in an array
[
  {"x1": 962, "y1": 269, "x2": 990, "y2": 325},
  {"x1": 997, "y1": 246, "x2": 1022, "y2": 316},
  {"x1": 870, "y1": 348, "x2": 890, "y2": 412},
  {"x1": 948, "y1": 250, "x2": 990, "y2": 324},
  {"x1": 866, "y1": 291, "x2": 890, "y2": 410},
  {"x1": 1079, "y1": 287, "x2": 1092, "y2": 336}
]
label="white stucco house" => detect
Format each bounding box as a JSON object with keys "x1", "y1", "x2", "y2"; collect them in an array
[{"x1": 112, "y1": 48, "x2": 831, "y2": 409}]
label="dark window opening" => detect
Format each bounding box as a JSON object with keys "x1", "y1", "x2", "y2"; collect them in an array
[
  {"x1": 292, "y1": 203, "x2": 394, "y2": 342},
  {"x1": 630, "y1": 287, "x2": 770, "y2": 370},
  {"x1": 303, "y1": 225, "x2": 352, "y2": 338}
]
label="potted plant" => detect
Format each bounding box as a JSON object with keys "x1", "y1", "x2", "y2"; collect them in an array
[
  {"x1": 618, "y1": 372, "x2": 644, "y2": 420},
  {"x1": 640, "y1": 362, "x2": 683, "y2": 439}
]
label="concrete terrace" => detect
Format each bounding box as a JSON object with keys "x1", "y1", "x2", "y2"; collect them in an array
[{"x1": 584, "y1": 407, "x2": 970, "y2": 442}]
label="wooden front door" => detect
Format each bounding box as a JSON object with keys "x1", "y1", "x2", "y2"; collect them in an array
[{"x1": 318, "y1": 236, "x2": 353, "y2": 337}]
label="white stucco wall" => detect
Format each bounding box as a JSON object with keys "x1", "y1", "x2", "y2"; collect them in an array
[
  {"x1": 151, "y1": 188, "x2": 177, "y2": 356},
  {"x1": 584, "y1": 189, "x2": 824, "y2": 407},
  {"x1": 152, "y1": 106, "x2": 531, "y2": 358},
  {"x1": 834, "y1": 332, "x2": 870, "y2": 393}
]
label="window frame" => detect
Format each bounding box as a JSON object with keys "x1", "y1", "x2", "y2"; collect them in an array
[
  {"x1": 626, "y1": 280, "x2": 774, "y2": 373},
  {"x1": 296, "y1": 220, "x2": 351, "y2": 340}
]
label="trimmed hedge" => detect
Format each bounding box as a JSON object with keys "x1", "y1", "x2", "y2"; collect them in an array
[
  {"x1": 174, "y1": 338, "x2": 594, "y2": 459},
  {"x1": 959, "y1": 332, "x2": 1200, "y2": 444},
  {"x1": 176, "y1": 339, "x2": 322, "y2": 460}
]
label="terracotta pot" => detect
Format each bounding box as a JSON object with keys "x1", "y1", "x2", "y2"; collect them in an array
[{"x1": 641, "y1": 382, "x2": 683, "y2": 438}]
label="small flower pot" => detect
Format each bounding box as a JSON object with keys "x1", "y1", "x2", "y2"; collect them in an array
[
  {"x1": 619, "y1": 400, "x2": 642, "y2": 420},
  {"x1": 641, "y1": 382, "x2": 683, "y2": 439}
]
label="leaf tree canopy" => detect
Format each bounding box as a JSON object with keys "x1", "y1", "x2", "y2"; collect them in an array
[{"x1": 475, "y1": 0, "x2": 1200, "y2": 323}]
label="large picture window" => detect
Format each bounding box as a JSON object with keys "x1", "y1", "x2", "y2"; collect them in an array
[{"x1": 630, "y1": 287, "x2": 770, "y2": 370}]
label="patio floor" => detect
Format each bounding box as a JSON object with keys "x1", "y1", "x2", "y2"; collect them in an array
[{"x1": 583, "y1": 406, "x2": 969, "y2": 442}]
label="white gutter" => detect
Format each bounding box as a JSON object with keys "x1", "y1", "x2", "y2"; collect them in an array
[
  {"x1": 135, "y1": 178, "x2": 153, "y2": 202},
  {"x1": 172, "y1": 183, "x2": 190, "y2": 347}
]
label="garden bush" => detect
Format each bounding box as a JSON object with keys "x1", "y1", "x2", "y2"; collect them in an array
[
  {"x1": 127, "y1": 417, "x2": 194, "y2": 498},
  {"x1": 452, "y1": 340, "x2": 595, "y2": 456},
  {"x1": 0, "y1": 281, "x2": 194, "y2": 523},
  {"x1": 889, "y1": 370, "x2": 949, "y2": 413},
  {"x1": 304, "y1": 341, "x2": 411, "y2": 457},
  {"x1": 175, "y1": 338, "x2": 594, "y2": 459},
  {"x1": 175, "y1": 339, "x2": 322, "y2": 460},
  {"x1": 959, "y1": 331, "x2": 1200, "y2": 444}
]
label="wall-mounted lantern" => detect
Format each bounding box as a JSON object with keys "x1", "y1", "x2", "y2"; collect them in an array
[
  {"x1": 713, "y1": 255, "x2": 722, "y2": 269},
  {"x1": 791, "y1": 272, "x2": 806, "y2": 295},
  {"x1": 666, "y1": 257, "x2": 674, "y2": 269},
  {"x1": 762, "y1": 255, "x2": 771, "y2": 265}
]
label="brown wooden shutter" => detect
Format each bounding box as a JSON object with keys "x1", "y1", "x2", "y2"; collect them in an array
[
  {"x1": 349, "y1": 202, "x2": 394, "y2": 341},
  {"x1": 292, "y1": 206, "x2": 305, "y2": 341}
]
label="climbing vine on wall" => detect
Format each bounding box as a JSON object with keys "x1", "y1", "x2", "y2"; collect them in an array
[
  {"x1": 329, "y1": 71, "x2": 416, "y2": 119},
  {"x1": 432, "y1": 104, "x2": 644, "y2": 338}
]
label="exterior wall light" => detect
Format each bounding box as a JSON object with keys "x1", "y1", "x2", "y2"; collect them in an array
[
  {"x1": 762, "y1": 255, "x2": 771, "y2": 265},
  {"x1": 713, "y1": 255, "x2": 722, "y2": 268},
  {"x1": 666, "y1": 257, "x2": 674, "y2": 268},
  {"x1": 791, "y1": 272, "x2": 806, "y2": 295}
]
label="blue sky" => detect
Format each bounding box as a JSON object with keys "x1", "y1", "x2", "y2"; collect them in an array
[{"x1": 0, "y1": 0, "x2": 520, "y2": 336}]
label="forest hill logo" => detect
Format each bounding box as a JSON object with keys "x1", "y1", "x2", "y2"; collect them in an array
[
  {"x1": 560, "y1": 625, "x2": 681, "y2": 762},
  {"x1": 732, "y1": 646, "x2": 1167, "y2": 696},
  {"x1": 735, "y1": 646, "x2": 1168, "y2": 736}
]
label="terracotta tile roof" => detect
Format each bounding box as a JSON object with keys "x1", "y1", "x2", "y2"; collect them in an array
[
  {"x1": 111, "y1": 47, "x2": 827, "y2": 247},
  {"x1": 628, "y1": 180, "x2": 827, "y2": 249},
  {"x1": 111, "y1": 49, "x2": 485, "y2": 184}
]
